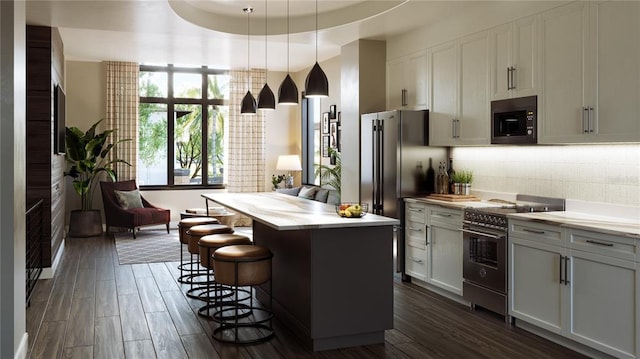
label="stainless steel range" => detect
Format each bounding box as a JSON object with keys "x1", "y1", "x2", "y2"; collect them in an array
[{"x1": 462, "y1": 194, "x2": 565, "y2": 322}]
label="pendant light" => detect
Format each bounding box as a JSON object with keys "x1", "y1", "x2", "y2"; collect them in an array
[
  {"x1": 304, "y1": 0, "x2": 328, "y2": 98},
  {"x1": 278, "y1": 0, "x2": 299, "y2": 105},
  {"x1": 241, "y1": 7, "x2": 257, "y2": 114},
  {"x1": 257, "y1": 0, "x2": 275, "y2": 110}
]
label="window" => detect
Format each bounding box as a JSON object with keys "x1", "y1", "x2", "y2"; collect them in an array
[
  {"x1": 302, "y1": 96, "x2": 321, "y2": 185},
  {"x1": 138, "y1": 65, "x2": 230, "y2": 188}
]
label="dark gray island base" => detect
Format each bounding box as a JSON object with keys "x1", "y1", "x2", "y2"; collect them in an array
[
  {"x1": 254, "y1": 221, "x2": 393, "y2": 351},
  {"x1": 201, "y1": 192, "x2": 398, "y2": 351}
]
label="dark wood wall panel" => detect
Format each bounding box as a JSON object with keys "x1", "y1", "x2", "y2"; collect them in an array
[{"x1": 26, "y1": 25, "x2": 65, "y2": 269}]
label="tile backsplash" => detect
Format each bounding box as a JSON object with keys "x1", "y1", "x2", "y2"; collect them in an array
[{"x1": 452, "y1": 144, "x2": 640, "y2": 207}]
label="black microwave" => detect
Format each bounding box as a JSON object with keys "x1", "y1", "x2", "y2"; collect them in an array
[{"x1": 491, "y1": 95, "x2": 537, "y2": 144}]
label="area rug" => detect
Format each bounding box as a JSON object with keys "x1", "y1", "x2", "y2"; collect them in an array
[{"x1": 113, "y1": 229, "x2": 187, "y2": 265}]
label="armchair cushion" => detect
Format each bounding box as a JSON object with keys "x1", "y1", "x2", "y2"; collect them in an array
[{"x1": 114, "y1": 189, "x2": 144, "y2": 209}]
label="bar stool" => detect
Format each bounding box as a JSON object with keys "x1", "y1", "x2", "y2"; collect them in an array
[
  {"x1": 177, "y1": 217, "x2": 219, "y2": 283},
  {"x1": 197, "y1": 233, "x2": 252, "y2": 317},
  {"x1": 184, "y1": 224, "x2": 234, "y2": 298},
  {"x1": 212, "y1": 244, "x2": 274, "y2": 344}
]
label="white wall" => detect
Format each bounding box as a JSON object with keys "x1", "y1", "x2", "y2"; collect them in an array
[
  {"x1": 65, "y1": 61, "x2": 304, "y2": 223},
  {"x1": 64, "y1": 61, "x2": 106, "y2": 223},
  {"x1": 453, "y1": 144, "x2": 640, "y2": 207},
  {"x1": 0, "y1": 1, "x2": 27, "y2": 357}
]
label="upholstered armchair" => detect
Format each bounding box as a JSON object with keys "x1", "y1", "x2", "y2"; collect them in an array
[{"x1": 100, "y1": 180, "x2": 170, "y2": 238}]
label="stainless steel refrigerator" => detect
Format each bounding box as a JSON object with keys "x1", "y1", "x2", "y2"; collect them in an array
[{"x1": 360, "y1": 109, "x2": 446, "y2": 274}]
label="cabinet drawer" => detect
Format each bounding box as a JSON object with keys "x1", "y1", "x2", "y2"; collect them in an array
[
  {"x1": 428, "y1": 206, "x2": 462, "y2": 227},
  {"x1": 509, "y1": 219, "x2": 563, "y2": 246},
  {"x1": 405, "y1": 245, "x2": 427, "y2": 281},
  {"x1": 406, "y1": 202, "x2": 426, "y2": 223},
  {"x1": 569, "y1": 229, "x2": 637, "y2": 261}
]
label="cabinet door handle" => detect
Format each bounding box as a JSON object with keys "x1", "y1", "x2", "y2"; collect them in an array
[
  {"x1": 586, "y1": 239, "x2": 614, "y2": 247},
  {"x1": 559, "y1": 255, "x2": 564, "y2": 285},
  {"x1": 588, "y1": 107, "x2": 594, "y2": 133},
  {"x1": 408, "y1": 207, "x2": 423, "y2": 213},
  {"x1": 522, "y1": 228, "x2": 545, "y2": 235},
  {"x1": 407, "y1": 227, "x2": 423, "y2": 232},
  {"x1": 506, "y1": 67, "x2": 511, "y2": 90},
  {"x1": 411, "y1": 257, "x2": 423, "y2": 263},
  {"x1": 451, "y1": 119, "x2": 456, "y2": 138},
  {"x1": 510, "y1": 66, "x2": 516, "y2": 89},
  {"x1": 438, "y1": 213, "x2": 452, "y2": 217},
  {"x1": 401, "y1": 89, "x2": 407, "y2": 106},
  {"x1": 582, "y1": 107, "x2": 589, "y2": 133},
  {"x1": 564, "y1": 256, "x2": 570, "y2": 285}
]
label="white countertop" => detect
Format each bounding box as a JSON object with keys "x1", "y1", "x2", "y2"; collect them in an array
[
  {"x1": 509, "y1": 211, "x2": 640, "y2": 238},
  {"x1": 406, "y1": 197, "x2": 509, "y2": 210},
  {"x1": 202, "y1": 192, "x2": 400, "y2": 231}
]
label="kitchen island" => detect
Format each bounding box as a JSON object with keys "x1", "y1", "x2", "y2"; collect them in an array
[{"x1": 202, "y1": 192, "x2": 399, "y2": 351}]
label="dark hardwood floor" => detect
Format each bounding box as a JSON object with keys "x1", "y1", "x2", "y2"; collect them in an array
[{"x1": 26, "y1": 233, "x2": 588, "y2": 359}]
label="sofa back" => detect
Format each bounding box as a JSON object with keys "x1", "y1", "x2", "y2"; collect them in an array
[{"x1": 275, "y1": 185, "x2": 340, "y2": 205}]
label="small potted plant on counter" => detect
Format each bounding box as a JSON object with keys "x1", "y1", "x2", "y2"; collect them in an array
[{"x1": 451, "y1": 170, "x2": 473, "y2": 195}]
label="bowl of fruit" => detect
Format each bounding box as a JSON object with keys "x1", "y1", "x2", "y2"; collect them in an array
[{"x1": 335, "y1": 203, "x2": 368, "y2": 218}]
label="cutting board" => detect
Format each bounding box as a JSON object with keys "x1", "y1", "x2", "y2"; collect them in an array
[{"x1": 426, "y1": 194, "x2": 481, "y2": 202}]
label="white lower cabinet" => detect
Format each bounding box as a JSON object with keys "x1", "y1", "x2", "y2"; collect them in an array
[
  {"x1": 427, "y1": 206, "x2": 463, "y2": 295},
  {"x1": 404, "y1": 200, "x2": 463, "y2": 296},
  {"x1": 510, "y1": 219, "x2": 639, "y2": 359}
]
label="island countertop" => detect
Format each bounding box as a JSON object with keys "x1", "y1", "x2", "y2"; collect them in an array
[{"x1": 202, "y1": 192, "x2": 399, "y2": 231}]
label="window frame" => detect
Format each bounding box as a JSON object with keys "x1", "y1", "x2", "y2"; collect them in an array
[{"x1": 138, "y1": 64, "x2": 229, "y2": 190}]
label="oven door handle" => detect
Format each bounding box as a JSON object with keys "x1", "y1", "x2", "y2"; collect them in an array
[{"x1": 461, "y1": 228, "x2": 503, "y2": 240}]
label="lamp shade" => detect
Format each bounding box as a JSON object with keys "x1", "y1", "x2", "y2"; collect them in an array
[
  {"x1": 241, "y1": 90, "x2": 257, "y2": 114},
  {"x1": 278, "y1": 74, "x2": 299, "y2": 105},
  {"x1": 305, "y1": 61, "x2": 329, "y2": 98},
  {"x1": 276, "y1": 155, "x2": 302, "y2": 171},
  {"x1": 257, "y1": 83, "x2": 276, "y2": 110}
]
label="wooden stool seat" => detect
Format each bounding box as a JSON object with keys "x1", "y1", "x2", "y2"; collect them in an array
[
  {"x1": 178, "y1": 217, "x2": 219, "y2": 244},
  {"x1": 198, "y1": 234, "x2": 252, "y2": 269},
  {"x1": 186, "y1": 224, "x2": 233, "y2": 254}
]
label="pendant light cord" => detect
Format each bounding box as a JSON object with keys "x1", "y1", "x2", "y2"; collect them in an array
[
  {"x1": 286, "y1": 0, "x2": 290, "y2": 73},
  {"x1": 264, "y1": 0, "x2": 268, "y2": 70},
  {"x1": 315, "y1": 0, "x2": 318, "y2": 61},
  {"x1": 247, "y1": 9, "x2": 250, "y2": 87}
]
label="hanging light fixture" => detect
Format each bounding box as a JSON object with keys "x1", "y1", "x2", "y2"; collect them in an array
[
  {"x1": 257, "y1": 0, "x2": 275, "y2": 110},
  {"x1": 304, "y1": 0, "x2": 328, "y2": 98},
  {"x1": 278, "y1": 0, "x2": 299, "y2": 105},
  {"x1": 241, "y1": 7, "x2": 257, "y2": 114}
]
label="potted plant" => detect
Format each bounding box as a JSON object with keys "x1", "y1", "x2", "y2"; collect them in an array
[
  {"x1": 315, "y1": 147, "x2": 341, "y2": 194},
  {"x1": 65, "y1": 119, "x2": 131, "y2": 237},
  {"x1": 451, "y1": 170, "x2": 473, "y2": 195}
]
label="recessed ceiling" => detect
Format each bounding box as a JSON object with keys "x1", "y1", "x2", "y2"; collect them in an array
[{"x1": 24, "y1": 0, "x2": 481, "y2": 72}]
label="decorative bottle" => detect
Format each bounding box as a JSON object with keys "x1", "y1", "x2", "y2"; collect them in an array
[
  {"x1": 425, "y1": 158, "x2": 435, "y2": 194},
  {"x1": 447, "y1": 158, "x2": 455, "y2": 194}
]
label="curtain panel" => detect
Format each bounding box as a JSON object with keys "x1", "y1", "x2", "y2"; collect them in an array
[
  {"x1": 105, "y1": 61, "x2": 139, "y2": 181},
  {"x1": 227, "y1": 69, "x2": 266, "y2": 193}
]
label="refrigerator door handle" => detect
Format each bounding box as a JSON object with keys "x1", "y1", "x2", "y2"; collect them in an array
[{"x1": 376, "y1": 118, "x2": 384, "y2": 214}]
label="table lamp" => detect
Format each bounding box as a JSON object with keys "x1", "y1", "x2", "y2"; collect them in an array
[{"x1": 276, "y1": 155, "x2": 302, "y2": 188}]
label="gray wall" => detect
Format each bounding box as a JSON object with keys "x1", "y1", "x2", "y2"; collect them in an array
[
  {"x1": 340, "y1": 39, "x2": 386, "y2": 202},
  {"x1": 0, "y1": 0, "x2": 27, "y2": 357}
]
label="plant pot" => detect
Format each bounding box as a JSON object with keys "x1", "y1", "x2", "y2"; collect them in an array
[
  {"x1": 454, "y1": 183, "x2": 471, "y2": 195},
  {"x1": 68, "y1": 209, "x2": 103, "y2": 238}
]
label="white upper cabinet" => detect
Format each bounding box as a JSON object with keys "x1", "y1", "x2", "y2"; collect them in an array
[
  {"x1": 540, "y1": 1, "x2": 640, "y2": 143},
  {"x1": 490, "y1": 15, "x2": 539, "y2": 100},
  {"x1": 387, "y1": 50, "x2": 428, "y2": 110},
  {"x1": 429, "y1": 32, "x2": 490, "y2": 146}
]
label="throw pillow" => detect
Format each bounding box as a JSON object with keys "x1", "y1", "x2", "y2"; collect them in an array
[
  {"x1": 114, "y1": 189, "x2": 144, "y2": 210},
  {"x1": 275, "y1": 187, "x2": 301, "y2": 196},
  {"x1": 297, "y1": 186, "x2": 317, "y2": 200},
  {"x1": 327, "y1": 190, "x2": 341, "y2": 205},
  {"x1": 314, "y1": 188, "x2": 329, "y2": 203}
]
